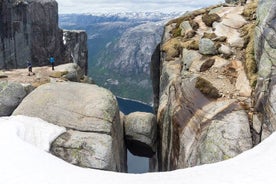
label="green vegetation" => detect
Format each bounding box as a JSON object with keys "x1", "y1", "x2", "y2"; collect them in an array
[
  {"x1": 89, "y1": 65, "x2": 153, "y2": 104},
  {"x1": 242, "y1": 23, "x2": 258, "y2": 87},
  {"x1": 240, "y1": 0, "x2": 258, "y2": 87},
  {"x1": 202, "y1": 13, "x2": 221, "y2": 27},
  {"x1": 195, "y1": 77, "x2": 221, "y2": 99}
]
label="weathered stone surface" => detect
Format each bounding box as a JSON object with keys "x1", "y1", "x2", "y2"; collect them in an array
[
  {"x1": 214, "y1": 22, "x2": 244, "y2": 48},
  {"x1": 154, "y1": 74, "x2": 253, "y2": 171},
  {"x1": 254, "y1": 0, "x2": 276, "y2": 138},
  {"x1": 51, "y1": 130, "x2": 117, "y2": 171},
  {"x1": 55, "y1": 63, "x2": 82, "y2": 82},
  {"x1": 225, "y1": 0, "x2": 240, "y2": 3},
  {"x1": 182, "y1": 49, "x2": 202, "y2": 72},
  {"x1": 124, "y1": 112, "x2": 157, "y2": 158},
  {"x1": 13, "y1": 82, "x2": 126, "y2": 172},
  {"x1": 180, "y1": 21, "x2": 193, "y2": 36},
  {"x1": 197, "y1": 110, "x2": 252, "y2": 165},
  {"x1": 199, "y1": 38, "x2": 218, "y2": 55},
  {"x1": 218, "y1": 44, "x2": 232, "y2": 57},
  {"x1": 0, "y1": 82, "x2": 27, "y2": 116},
  {"x1": 202, "y1": 13, "x2": 220, "y2": 27},
  {"x1": 0, "y1": 0, "x2": 31, "y2": 69},
  {"x1": 151, "y1": 2, "x2": 257, "y2": 172}
]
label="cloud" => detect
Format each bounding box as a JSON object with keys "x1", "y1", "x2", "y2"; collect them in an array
[{"x1": 56, "y1": 0, "x2": 223, "y2": 14}]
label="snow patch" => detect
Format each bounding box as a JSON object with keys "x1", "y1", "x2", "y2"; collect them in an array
[
  {"x1": 0, "y1": 115, "x2": 276, "y2": 184},
  {"x1": 0, "y1": 115, "x2": 66, "y2": 151}
]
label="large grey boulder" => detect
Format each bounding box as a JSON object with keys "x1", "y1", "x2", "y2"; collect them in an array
[
  {"x1": 0, "y1": 82, "x2": 27, "y2": 116},
  {"x1": 124, "y1": 112, "x2": 157, "y2": 158},
  {"x1": 254, "y1": 0, "x2": 276, "y2": 138},
  {"x1": 13, "y1": 82, "x2": 127, "y2": 172}
]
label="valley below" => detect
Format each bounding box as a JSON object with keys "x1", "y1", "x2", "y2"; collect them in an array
[{"x1": 59, "y1": 12, "x2": 180, "y2": 103}]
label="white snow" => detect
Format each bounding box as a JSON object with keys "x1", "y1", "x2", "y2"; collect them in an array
[{"x1": 0, "y1": 115, "x2": 276, "y2": 184}]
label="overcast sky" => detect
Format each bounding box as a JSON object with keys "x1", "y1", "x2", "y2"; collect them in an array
[{"x1": 56, "y1": 0, "x2": 224, "y2": 14}]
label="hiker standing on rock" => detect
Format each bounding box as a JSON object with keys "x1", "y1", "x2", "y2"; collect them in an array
[
  {"x1": 27, "y1": 59, "x2": 35, "y2": 76},
  {"x1": 49, "y1": 56, "x2": 55, "y2": 70}
]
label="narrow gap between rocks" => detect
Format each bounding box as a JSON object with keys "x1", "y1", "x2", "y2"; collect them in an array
[{"x1": 127, "y1": 150, "x2": 149, "y2": 173}]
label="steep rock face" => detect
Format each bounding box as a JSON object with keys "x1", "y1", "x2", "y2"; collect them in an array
[
  {"x1": 62, "y1": 30, "x2": 88, "y2": 76},
  {"x1": 13, "y1": 82, "x2": 127, "y2": 172},
  {"x1": 151, "y1": 2, "x2": 258, "y2": 171},
  {"x1": 28, "y1": 0, "x2": 63, "y2": 66},
  {"x1": 104, "y1": 22, "x2": 163, "y2": 76},
  {"x1": 0, "y1": 0, "x2": 88, "y2": 75},
  {"x1": 254, "y1": 0, "x2": 276, "y2": 140},
  {"x1": 0, "y1": 0, "x2": 31, "y2": 69}
]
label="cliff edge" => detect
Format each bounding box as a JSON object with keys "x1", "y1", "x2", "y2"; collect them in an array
[
  {"x1": 0, "y1": 0, "x2": 87, "y2": 75},
  {"x1": 151, "y1": 0, "x2": 276, "y2": 171}
]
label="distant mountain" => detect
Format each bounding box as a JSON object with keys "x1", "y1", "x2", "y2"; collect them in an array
[{"x1": 59, "y1": 12, "x2": 181, "y2": 103}]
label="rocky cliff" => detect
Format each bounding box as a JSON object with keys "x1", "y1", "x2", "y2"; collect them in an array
[
  {"x1": 0, "y1": 0, "x2": 87, "y2": 75},
  {"x1": 150, "y1": 0, "x2": 276, "y2": 171},
  {"x1": 254, "y1": 0, "x2": 276, "y2": 140}
]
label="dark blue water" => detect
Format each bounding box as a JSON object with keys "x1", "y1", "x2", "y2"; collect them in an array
[
  {"x1": 116, "y1": 97, "x2": 153, "y2": 115},
  {"x1": 116, "y1": 97, "x2": 153, "y2": 173}
]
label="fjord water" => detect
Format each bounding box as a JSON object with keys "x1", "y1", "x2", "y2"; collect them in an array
[{"x1": 117, "y1": 97, "x2": 153, "y2": 173}]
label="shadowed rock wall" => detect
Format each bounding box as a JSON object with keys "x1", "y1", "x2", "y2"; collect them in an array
[{"x1": 0, "y1": 0, "x2": 87, "y2": 75}]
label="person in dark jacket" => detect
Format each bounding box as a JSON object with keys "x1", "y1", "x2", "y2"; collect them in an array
[
  {"x1": 27, "y1": 60, "x2": 35, "y2": 76},
  {"x1": 49, "y1": 56, "x2": 55, "y2": 70}
]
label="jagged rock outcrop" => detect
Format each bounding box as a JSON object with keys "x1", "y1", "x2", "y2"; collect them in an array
[
  {"x1": 62, "y1": 30, "x2": 88, "y2": 76},
  {"x1": 0, "y1": 81, "x2": 28, "y2": 116},
  {"x1": 124, "y1": 112, "x2": 157, "y2": 158},
  {"x1": 254, "y1": 0, "x2": 276, "y2": 140},
  {"x1": 13, "y1": 82, "x2": 127, "y2": 172},
  {"x1": 151, "y1": 1, "x2": 258, "y2": 171},
  {"x1": 0, "y1": 0, "x2": 87, "y2": 75}
]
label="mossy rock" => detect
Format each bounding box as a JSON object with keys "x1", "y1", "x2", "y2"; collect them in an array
[
  {"x1": 241, "y1": 23, "x2": 258, "y2": 87},
  {"x1": 202, "y1": 13, "x2": 221, "y2": 27},
  {"x1": 213, "y1": 36, "x2": 227, "y2": 42},
  {"x1": 185, "y1": 30, "x2": 196, "y2": 39},
  {"x1": 189, "y1": 20, "x2": 199, "y2": 30},
  {"x1": 49, "y1": 71, "x2": 69, "y2": 78},
  {"x1": 242, "y1": 1, "x2": 257, "y2": 20},
  {"x1": 161, "y1": 38, "x2": 182, "y2": 60},
  {"x1": 31, "y1": 78, "x2": 50, "y2": 88},
  {"x1": 183, "y1": 39, "x2": 199, "y2": 50},
  {"x1": 0, "y1": 72, "x2": 8, "y2": 78},
  {"x1": 203, "y1": 32, "x2": 217, "y2": 39},
  {"x1": 195, "y1": 77, "x2": 221, "y2": 99}
]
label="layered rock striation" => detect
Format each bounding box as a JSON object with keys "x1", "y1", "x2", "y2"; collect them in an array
[
  {"x1": 151, "y1": 1, "x2": 259, "y2": 171},
  {"x1": 0, "y1": 0, "x2": 87, "y2": 75},
  {"x1": 254, "y1": 0, "x2": 276, "y2": 140}
]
